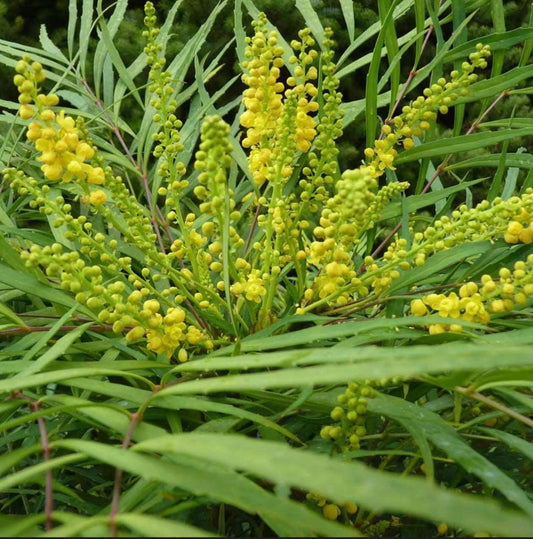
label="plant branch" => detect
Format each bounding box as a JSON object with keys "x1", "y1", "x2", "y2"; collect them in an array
[
  {"x1": 371, "y1": 89, "x2": 510, "y2": 260},
  {"x1": 109, "y1": 411, "x2": 142, "y2": 537},
  {"x1": 77, "y1": 75, "x2": 167, "y2": 254},
  {"x1": 0, "y1": 324, "x2": 113, "y2": 336},
  {"x1": 455, "y1": 385, "x2": 533, "y2": 428}
]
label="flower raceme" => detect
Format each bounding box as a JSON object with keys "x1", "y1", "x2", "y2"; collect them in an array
[
  {"x1": 411, "y1": 256, "x2": 533, "y2": 334},
  {"x1": 15, "y1": 57, "x2": 105, "y2": 186}
]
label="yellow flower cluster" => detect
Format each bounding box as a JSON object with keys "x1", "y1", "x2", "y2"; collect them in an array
[
  {"x1": 481, "y1": 256, "x2": 533, "y2": 312},
  {"x1": 230, "y1": 269, "x2": 267, "y2": 304},
  {"x1": 411, "y1": 255, "x2": 533, "y2": 333},
  {"x1": 366, "y1": 189, "x2": 533, "y2": 300},
  {"x1": 411, "y1": 286, "x2": 491, "y2": 335},
  {"x1": 193, "y1": 116, "x2": 234, "y2": 217},
  {"x1": 14, "y1": 57, "x2": 105, "y2": 186},
  {"x1": 240, "y1": 15, "x2": 321, "y2": 189},
  {"x1": 296, "y1": 28, "x2": 343, "y2": 214},
  {"x1": 14, "y1": 55, "x2": 50, "y2": 119},
  {"x1": 364, "y1": 44, "x2": 491, "y2": 178},
  {"x1": 310, "y1": 259, "x2": 357, "y2": 306},
  {"x1": 296, "y1": 47, "x2": 492, "y2": 313},
  {"x1": 131, "y1": 301, "x2": 204, "y2": 359},
  {"x1": 287, "y1": 28, "x2": 319, "y2": 153},
  {"x1": 29, "y1": 111, "x2": 104, "y2": 184},
  {"x1": 240, "y1": 14, "x2": 285, "y2": 186},
  {"x1": 11, "y1": 220, "x2": 209, "y2": 362}
]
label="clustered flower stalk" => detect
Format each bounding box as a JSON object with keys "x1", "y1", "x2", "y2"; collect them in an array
[{"x1": 4, "y1": 6, "x2": 533, "y2": 367}]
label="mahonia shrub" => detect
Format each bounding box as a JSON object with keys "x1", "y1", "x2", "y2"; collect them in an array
[
  {"x1": 5, "y1": 14, "x2": 532, "y2": 362},
  {"x1": 1, "y1": 2, "x2": 533, "y2": 537}
]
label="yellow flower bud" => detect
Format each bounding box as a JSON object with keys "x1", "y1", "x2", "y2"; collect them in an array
[
  {"x1": 411, "y1": 299, "x2": 428, "y2": 316},
  {"x1": 322, "y1": 504, "x2": 341, "y2": 520},
  {"x1": 19, "y1": 104, "x2": 34, "y2": 120},
  {"x1": 126, "y1": 326, "x2": 146, "y2": 342},
  {"x1": 143, "y1": 299, "x2": 160, "y2": 313},
  {"x1": 89, "y1": 190, "x2": 107, "y2": 205}
]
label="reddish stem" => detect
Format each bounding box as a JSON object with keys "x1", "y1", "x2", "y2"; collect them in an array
[
  {"x1": 109, "y1": 411, "x2": 142, "y2": 537},
  {"x1": 0, "y1": 324, "x2": 113, "y2": 336},
  {"x1": 12, "y1": 393, "x2": 53, "y2": 531},
  {"x1": 78, "y1": 75, "x2": 167, "y2": 254}
]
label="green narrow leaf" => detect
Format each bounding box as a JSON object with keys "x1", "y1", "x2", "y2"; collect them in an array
[
  {"x1": 339, "y1": 0, "x2": 355, "y2": 42},
  {"x1": 97, "y1": 11, "x2": 143, "y2": 110},
  {"x1": 0, "y1": 368, "x2": 154, "y2": 395},
  {"x1": 395, "y1": 128, "x2": 533, "y2": 163},
  {"x1": 53, "y1": 440, "x2": 357, "y2": 538},
  {"x1": 79, "y1": 0, "x2": 94, "y2": 78},
  {"x1": 519, "y1": 5, "x2": 533, "y2": 66},
  {"x1": 116, "y1": 513, "x2": 216, "y2": 538},
  {"x1": 455, "y1": 64, "x2": 533, "y2": 103},
  {"x1": 65, "y1": 376, "x2": 301, "y2": 443},
  {"x1": 378, "y1": 0, "x2": 400, "y2": 112},
  {"x1": 93, "y1": 0, "x2": 128, "y2": 98},
  {"x1": 366, "y1": 0, "x2": 401, "y2": 147},
  {"x1": 132, "y1": 433, "x2": 533, "y2": 537},
  {"x1": 451, "y1": 0, "x2": 467, "y2": 137},
  {"x1": 444, "y1": 29, "x2": 533, "y2": 63},
  {"x1": 39, "y1": 515, "x2": 109, "y2": 538},
  {"x1": 67, "y1": 0, "x2": 78, "y2": 59},
  {"x1": 0, "y1": 454, "x2": 85, "y2": 493},
  {"x1": 0, "y1": 515, "x2": 44, "y2": 538},
  {"x1": 369, "y1": 394, "x2": 533, "y2": 516},
  {"x1": 379, "y1": 177, "x2": 485, "y2": 220},
  {"x1": 155, "y1": 343, "x2": 532, "y2": 397},
  {"x1": 0, "y1": 445, "x2": 41, "y2": 477},
  {"x1": 0, "y1": 302, "x2": 27, "y2": 328},
  {"x1": 16, "y1": 321, "x2": 91, "y2": 378},
  {"x1": 39, "y1": 25, "x2": 66, "y2": 60},
  {"x1": 336, "y1": 0, "x2": 420, "y2": 70},
  {"x1": 478, "y1": 428, "x2": 533, "y2": 460},
  {"x1": 0, "y1": 264, "x2": 92, "y2": 316},
  {"x1": 413, "y1": 0, "x2": 425, "y2": 62},
  {"x1": 490, "y1": 0, "x2": 506, "y2": 78},
  {"x1": 447, "y1": 151, "x2": 533, "y2": 171},
  {"x1": 234, "y1": 0, "x2": 246, "y2": 66},
  {"x1": 388, "y1": 241, "x2": 492, "y2": 292},
  {"x1": 501, "y1": 148, "x2": 524, "y2": 199}
]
